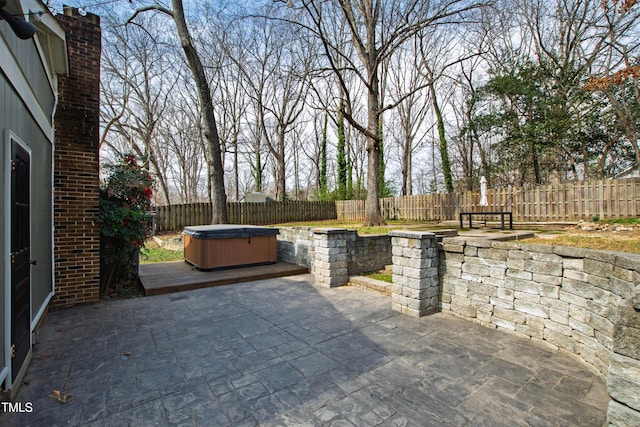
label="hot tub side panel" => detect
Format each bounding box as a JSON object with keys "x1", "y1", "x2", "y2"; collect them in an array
[{"x1": 184, "y1": 235, "x2": 277, "y2": 269}]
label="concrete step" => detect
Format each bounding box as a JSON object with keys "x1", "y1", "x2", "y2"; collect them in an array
[{"x1": 349, "y1": 275, "x2": 392, "y2": 296}]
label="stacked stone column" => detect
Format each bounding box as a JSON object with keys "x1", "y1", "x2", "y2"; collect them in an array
[
  {"x1": 312, "y1": 228, "x2": 350, "y2": 287},
  {"x1": 389, "y1": 231, "x2": 440, "y2": 317}
]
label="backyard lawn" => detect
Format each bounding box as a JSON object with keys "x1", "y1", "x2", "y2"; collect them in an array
[{"x1": 142, "y1": 218, "x2": 640, "y2": 265}]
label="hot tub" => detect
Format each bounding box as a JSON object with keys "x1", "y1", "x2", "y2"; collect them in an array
[{"x1": 183, "y1": 225, "x2": 279, "y2": 270}]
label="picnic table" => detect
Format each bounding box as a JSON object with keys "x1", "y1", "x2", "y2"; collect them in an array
[{"x1": 459, "y1": 211, "x2": 513, "y2": 230}]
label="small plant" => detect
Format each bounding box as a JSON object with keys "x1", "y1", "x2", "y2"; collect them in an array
[
  {"x1": 97, "y1": 154, "x2": 153, "y2": 295},
  {"x1": 592, "y1": 215, "x2": 600, "y2": 222}
]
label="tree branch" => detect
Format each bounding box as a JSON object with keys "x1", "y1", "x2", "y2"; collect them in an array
[{"x1": 126, "y1": 5, "x2": 174, "y2": 25}]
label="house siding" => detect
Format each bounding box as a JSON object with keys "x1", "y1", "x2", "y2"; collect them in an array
[
  {"x1": 1, "y1": 19, "x2": 56, "y2": 127},
  {"x1": 1, "y1": 55, "x2": 55, "y2": 388}
]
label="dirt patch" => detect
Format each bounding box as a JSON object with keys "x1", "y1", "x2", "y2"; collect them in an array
[
  {"x1": 524, "y1": 220, "x2": 640, "y2": 254},
  {"x1": 148, "y1": 233, "x2": 183, "y2": 251}
]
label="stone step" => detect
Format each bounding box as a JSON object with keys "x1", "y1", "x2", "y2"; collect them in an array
[{"x1": 349, "y1": 275, "x2": 392, "y2": 296}]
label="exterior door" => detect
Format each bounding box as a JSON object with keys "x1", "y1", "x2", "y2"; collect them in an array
[{"x1": 10, "y1": 139, "x2": 31, "y2": 382}]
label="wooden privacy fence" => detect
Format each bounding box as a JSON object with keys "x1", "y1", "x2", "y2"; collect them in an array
[
  {"x1": 337, "y1": 178, "x2": 640, "y2": 222},
  {"x1": 153, "y1": 201, "x2": 337, "y2": 231},
  {"x1": 153, "y1": 178, "x2": 639, "y2": 230}
]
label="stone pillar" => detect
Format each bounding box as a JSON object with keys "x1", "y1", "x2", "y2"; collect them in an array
[
  {"x1": 312, "y1": 228, "x2": 350, "y2": 287},
  {"x1": 606, "y1": 292, "x2": 640, "y2": 426},
  {"x1": 390, "y1": 231, "x2": 439, "y2": 317}
]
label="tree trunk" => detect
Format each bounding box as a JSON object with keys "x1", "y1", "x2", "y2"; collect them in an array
[
  {"x1": 401, "y1": 137, "x2": 413, "y2": 195},
  {"x1": 276, "y1": 132, "x2": 286, "y2": 201},
  {"x1": 171, "y1": 0, "x2": 227, "y2": 223},
  {"x1": 430, "y1": 83, "x2": 453, "y2": 193},
  {"x1": 364, "y1": 76, "x2": 385, "y2": 225},
  {"x1": 337, "y1": 109, "x2": 347, "y2": 199},
  {"x1": 233, "y1": 136, "x2": 239, "y2": 202},
  {"x1": 320, "y1": 111, "x2": 328, "y2": 195}
]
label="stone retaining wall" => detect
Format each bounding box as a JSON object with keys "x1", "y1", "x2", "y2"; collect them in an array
[
  {"x1": 347, "y1": 233, "x2": 391, "y2": 276},
  {"x1": 276, "y1": 226, "x2": 640, "y2": 425},
  {"x1": 277, "y1": 226, "x2": 315, "y2": 269},
  {"x1": 439, "y1": 237, "x2": 640, "y2": 425},
  {"x1": 276, "y1": 227, "x2": 390, "y2": 276},
  {"x1": 440, "y1": 238, "x2": 638, "y2": 375}
]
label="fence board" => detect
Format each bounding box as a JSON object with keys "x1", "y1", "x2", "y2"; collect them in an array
[
  {"x1": 153, "y1": 200, "x2": 337, "y2": 232},
  {"x1": 152, "y1": 178, "x2": 638, "y2": 231},
  {"x1": 334, "y1": 178, "x2": 640, "y2": 223}
]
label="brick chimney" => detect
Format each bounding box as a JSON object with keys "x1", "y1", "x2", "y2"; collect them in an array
[{"x1": 52, "y1": 7, "x2": 101, "y2": 307}]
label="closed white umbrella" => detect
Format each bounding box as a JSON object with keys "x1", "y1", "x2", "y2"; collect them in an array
[{"x1": 480, "y1": 176, "x2": 488, "y2": 207}]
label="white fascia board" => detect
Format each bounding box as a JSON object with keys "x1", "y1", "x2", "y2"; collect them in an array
[{"x1": 23, "y1": 0, "x2": 68, "y2": 77}]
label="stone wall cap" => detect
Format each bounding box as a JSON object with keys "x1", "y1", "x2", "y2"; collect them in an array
[
  {"x1": 491, "y1": 241, "x2": 521, "y2": 250},
  {"x1": 312, "y1": 227, "x2": 350, "y2": 234},
  {"x1": 585, "y1": 249, "x2": 619, "y2": 263},
  {"x1": 280, "y1": 225, "x2": 314, "y2": 231},
  {"x1": 389, "y1": 230, "x2": 436, "y2": 239},
  {"x1": 466, "y1": 239, "x2": 493, "y2": 248},
  {"x1": 442, "y1": 237, "x2": 467, "y2": 245},
  {"x1": 615, "y1": 252, "x2": 640, "y2": 273},
  {"x1": 553, "y1": 245, "x2": 588, "y2": 258}
]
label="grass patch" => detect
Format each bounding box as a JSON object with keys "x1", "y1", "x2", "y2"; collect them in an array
[
  {"x1": 141, "y1": 247, "x2": 183, "y2": 264},
  {"x1": 274, "y1": 219, "x2": 452, "y2": 235},
  {"x1": 365, "y1": 272, "x2": 393, "y2": 283},
  {"x1": 598, "y1": 217, "x2": 640, "y2": 225}
]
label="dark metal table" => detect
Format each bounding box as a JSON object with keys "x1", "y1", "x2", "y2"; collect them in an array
[{"x1": 459, "y1": 211, "x2": 513, "y2": 230}]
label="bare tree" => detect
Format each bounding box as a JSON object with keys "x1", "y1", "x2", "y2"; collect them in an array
[
  {"x1": 584, "y1": 1, "x2": 640, "y2": 175},
  {"x1": 204, "y1": 28, "x2": 250, "y2": 201},
  {"x1": 129, "y1": 0, "x2": 228, "y2": 223},
  {"x1": 451, "y1": 55, "x2": 492, "y2": 191},
  {"x1": 234, "y1": 13, "x2": 314, "y2": 200},
  {"x1": 100, "y1": 14, "x2": 177, "y2": 204},
  {"x1": 387, "y1": 41, "x2": 431, "y2": 195},
  {"x1": 159, "y1": 76, "x2": 209, "y2": 203},
  {"x1": 286, "y1": 0, "x2": 488, "y2": 225}
]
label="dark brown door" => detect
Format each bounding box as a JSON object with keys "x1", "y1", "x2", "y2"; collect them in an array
[{"x1": 11, "y1": 139, "x2": 30, "y2": 382}]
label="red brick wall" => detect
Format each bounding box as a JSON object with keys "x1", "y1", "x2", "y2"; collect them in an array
[{"x1": 52, "y1": 8, "x2": 101, "y2": 307}]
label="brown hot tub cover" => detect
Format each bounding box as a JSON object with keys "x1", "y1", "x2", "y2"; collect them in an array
[
  {"x1": 183, "y1": 224, "x2": 280, "y2": 239},
  {"x1": 182, "y1": 225, "x2": 279, "y2": 270}
]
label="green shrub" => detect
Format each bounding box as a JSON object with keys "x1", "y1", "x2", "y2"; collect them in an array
[{"x1": 97, "y1": 154, "x2": 153, "y2": 295}]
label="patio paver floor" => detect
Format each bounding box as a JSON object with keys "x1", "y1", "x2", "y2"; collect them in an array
[{"x1": 0, "y1": 274, "x2": 608, "y2": 426}]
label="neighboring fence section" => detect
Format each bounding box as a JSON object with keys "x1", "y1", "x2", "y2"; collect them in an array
[
  {"x1": 337, "y1": 177, "x2": 640, "y2": 222},
  {"x1": 153, "y1": 201, "x2": 337, "y2": 231},
  {"x1": 153, "y1": 178, "x2": 639, "y2": 230}
]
